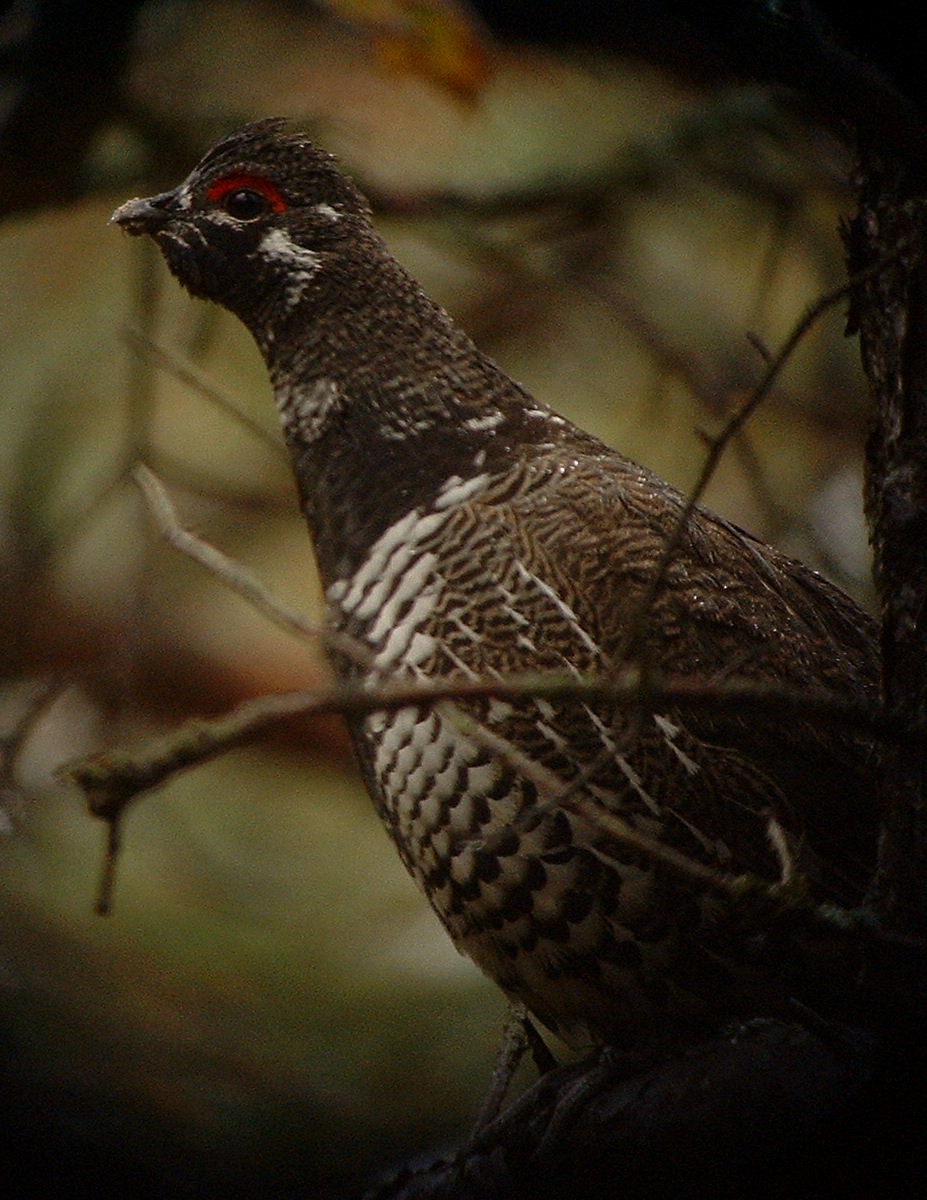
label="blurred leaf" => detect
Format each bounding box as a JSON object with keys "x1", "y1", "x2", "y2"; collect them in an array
[{"x1": 318, "y1": 0, "x2": 493, "y2": 100}]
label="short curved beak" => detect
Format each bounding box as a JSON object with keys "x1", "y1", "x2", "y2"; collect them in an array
[{"x1": 110, "y1": 191, "x2": 177, "y2": 236}]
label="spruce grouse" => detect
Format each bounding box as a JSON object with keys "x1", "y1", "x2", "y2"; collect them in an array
[{"x1": 112, "y1": 120, "x2": 880, "y2": 1048}]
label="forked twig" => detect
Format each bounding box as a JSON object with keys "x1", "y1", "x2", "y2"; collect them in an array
[
  {"x1": 0, "y1": 677, "x2": 68, "y2": 816},
  {"x1": 618, "y1": 258, "x2": 892, "y2": 664},
  {"x1": 67, "y1": 670, "x2": 887, "y2": 814},
  {"x1": 133, "y1": 464, "x2": 371, "y2": 667},
  {"x1": 66, "y1": 666, "x2": 888, "y2": 916}
]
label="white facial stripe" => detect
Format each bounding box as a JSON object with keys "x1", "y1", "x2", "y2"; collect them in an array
[
  {"x1": 260, "y1": 227, "x2": 322, "y2": 270},
  {"x1": 209, "y1": 210, "x2": 253, "y2": 228},
  {"x1": 259, "y1": 227, "x2": 324, "y2": 306}
]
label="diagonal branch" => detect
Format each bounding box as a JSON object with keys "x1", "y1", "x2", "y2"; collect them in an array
[
  {"x1": 122, "y1": 327, "x2": 285, "y2": 454},
  {"x1": 133, "y1": 464, "x2": 372, "y2": 668},
  {"x1": 618, "y1": 260, "x2": 892, "y2": 664}
]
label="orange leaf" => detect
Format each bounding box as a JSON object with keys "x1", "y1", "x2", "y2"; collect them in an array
[{"x1": 318, "y1": 0, "x2": 493, "y2": 102}]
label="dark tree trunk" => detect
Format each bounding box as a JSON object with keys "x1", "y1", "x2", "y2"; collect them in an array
[{"x1": 850, "y1": 150, "x2": 927, "y2": 941}]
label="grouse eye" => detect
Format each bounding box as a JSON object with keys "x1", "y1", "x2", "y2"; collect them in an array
[
  {"x1": 222, "y1": 188, "x2": 270, "y2": 220},
  {"x1": 206, "y1": 173, "x2": 287, "y2": 220}
]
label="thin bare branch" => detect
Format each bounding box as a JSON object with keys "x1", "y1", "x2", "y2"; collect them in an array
[
  {"x1": 122, "y1": 326, "x2": 284, "y2": 454},
  {"x1": 581, "y1": 273, "x2": 791, "y2": 534},
  {"x1": 745, "y1": 329, "x2": 773, "y2": 362},
  {"x1": 132, "y1": 463, "x2": 372, "y2": 667},
  {"x1": 95, "y1": 813, "x2": 122, "y2": 917},
  {"x1": 134, "y1": 463, "x2": 318, "y2": 639},
  {"x1": 67, "y1": 685, "x2": 323, "y2": 824},
  {"x1": 613, "y1": 241, "x2": 905, "y2": 674},
  {"x1": 618, "y1": 272, "x2": 863, "y2": 663},
  {"x1": 65, "y1": 668, "x2": 887, "y2": 822},
  {"x1": 68, "y1": 670, "x2": 856, "y2": 932},
  {"x1": 0, "y1": 676, "x2": 67, "y2": 818}
]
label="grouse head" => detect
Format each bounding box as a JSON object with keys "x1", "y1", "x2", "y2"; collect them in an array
[{"x1": 111, "y1": 118, "x2": 379, "y2": 330}]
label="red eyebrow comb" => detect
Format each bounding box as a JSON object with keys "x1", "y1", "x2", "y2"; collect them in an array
[{"x1": 207, "y1": 174, "x2": 287, "y2": 213}]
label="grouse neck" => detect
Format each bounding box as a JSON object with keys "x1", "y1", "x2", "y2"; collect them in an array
[
  {"x1": 249, "y1": 250, "x2": 584, "y2": 582},
  {"x1": 253, "y1": 248, "x2": 518, "y2": 439}
]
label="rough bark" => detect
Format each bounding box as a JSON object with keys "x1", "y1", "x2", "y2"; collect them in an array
[{"x1": 849, "y1": 151, "x2": 927, "y2": 943}]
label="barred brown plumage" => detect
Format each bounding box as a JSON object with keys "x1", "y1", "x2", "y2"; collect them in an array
[{"x1": 112, "y1": 119, "x2": 880, "y2": 1049}]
